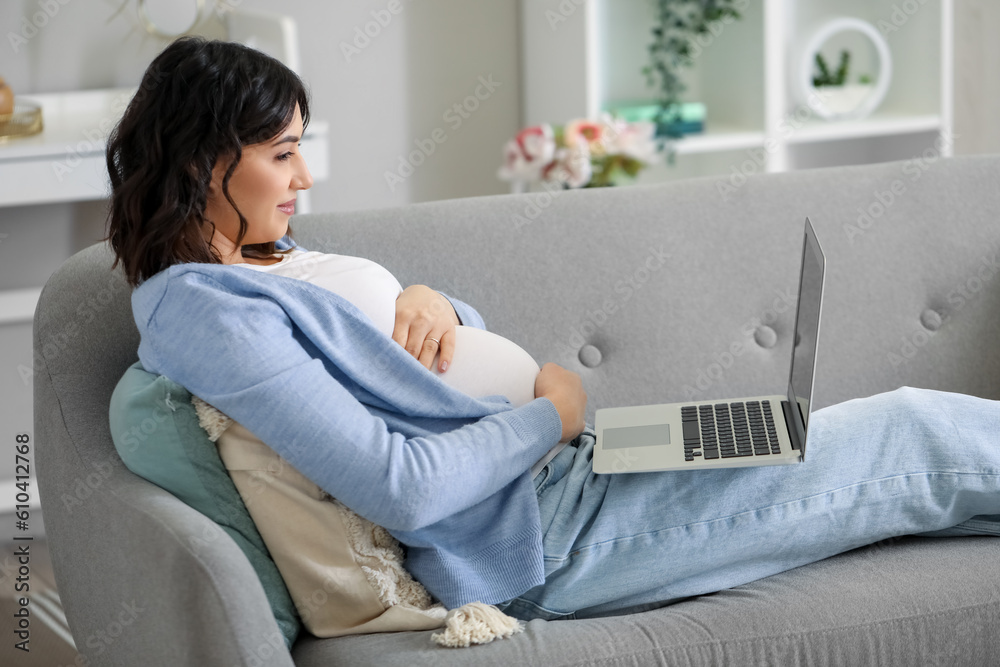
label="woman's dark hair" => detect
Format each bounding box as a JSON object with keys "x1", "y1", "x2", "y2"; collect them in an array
[{"x1": 105, "y1": 37, "x2": 311, "y2": 286}]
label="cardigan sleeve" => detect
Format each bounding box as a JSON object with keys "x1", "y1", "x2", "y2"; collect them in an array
[
  {"x1": 438, "y1": 292, "x2": 485, "y2": 329},
  {"x1": 134, "y1": 272, "x2": 562, "y2": 532}
]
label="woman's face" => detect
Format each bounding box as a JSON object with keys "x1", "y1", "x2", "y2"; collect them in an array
[{"x1": 205, "y1": 104, "x2": 312, "y2": 259}]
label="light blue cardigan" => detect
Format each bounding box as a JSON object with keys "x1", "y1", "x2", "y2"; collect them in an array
[{"x1": 130, "y1": 238, "x2": 564, "y2": 608}]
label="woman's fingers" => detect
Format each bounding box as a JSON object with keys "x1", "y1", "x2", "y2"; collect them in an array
[
  {"x1": 394, "y1": 319, "x2": 454, "y2": 372},
  {"x1": 435, "y1": 329, "x2": 455, "y2": 373},
  {"x1": 393, "y1": 285, "x2": 460, "y2": 371},
  {"x1": 415, "y1": 334, "x2": 438, "y2": 370},
  {"x1": 392, "y1": 308, "x2": 434, "y2": 356},
  {"x1": 414, "y1": 329, "x2": 454, "y2": 372}
]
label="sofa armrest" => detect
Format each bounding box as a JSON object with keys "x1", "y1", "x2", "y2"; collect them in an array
[{"x1": 35, "y1": 369, "x2": 296, "y2": 667}]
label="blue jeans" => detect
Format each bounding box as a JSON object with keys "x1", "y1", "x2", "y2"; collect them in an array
[{"x1": 501, "y1": 387, "x2": 1000, "y2": 621}]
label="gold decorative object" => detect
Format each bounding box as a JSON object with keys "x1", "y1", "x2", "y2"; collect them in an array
[
  {"x1": 0, "y1": 77, "x2": 14, "y2": 116},
  {"x1": 0, "y1": 102, "x2": 43, "y2": 142}
]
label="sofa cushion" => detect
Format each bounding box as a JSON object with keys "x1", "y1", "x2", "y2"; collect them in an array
[
  {"x1": 208, "y1": 414, "x2": 452, "y2": 637},
  {"x1": 108, "y1": 361, "x2": 301, "y2": 648}
]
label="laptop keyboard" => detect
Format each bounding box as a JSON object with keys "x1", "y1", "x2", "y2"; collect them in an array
[{"x1": 680, "y1": 401, "x2": 781, "y2": 462}]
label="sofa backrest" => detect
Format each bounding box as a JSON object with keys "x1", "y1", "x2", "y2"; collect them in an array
[
  {"x1": 35, "y1": 155, "x2": 1000, "y2": 458},
  {"x1": 291, "y1": 155, "x2": 1000, "y2": 420}
]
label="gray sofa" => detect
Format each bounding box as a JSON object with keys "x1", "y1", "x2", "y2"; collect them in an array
[{"x1": 34, "y1": 155, "x2": 1000, "y2": 665}]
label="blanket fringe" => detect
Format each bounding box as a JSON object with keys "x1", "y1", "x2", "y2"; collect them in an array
[
  {"x1": 192, "y1": 395, "x2": 233, "y2": 442},
  {"x1": 431, "y1": 602, "x2": 524, "y2": 648}
]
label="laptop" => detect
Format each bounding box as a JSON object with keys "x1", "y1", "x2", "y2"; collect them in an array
[{"x1": 593, "y1": 218, "x2": 826, "y2": 474}]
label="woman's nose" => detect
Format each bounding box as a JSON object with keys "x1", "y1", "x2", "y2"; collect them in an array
[{"x1": 294, "y1": 156, "x2": 313, "y2": 191}]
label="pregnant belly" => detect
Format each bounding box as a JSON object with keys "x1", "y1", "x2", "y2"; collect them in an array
[{"x1": 430, "y1": 326, "x2": 540, "y2": 407}]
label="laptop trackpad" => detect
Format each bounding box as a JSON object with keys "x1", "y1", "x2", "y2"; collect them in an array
[{"x1": 602, "y1": 424, "x2": 670, "y2": 449}]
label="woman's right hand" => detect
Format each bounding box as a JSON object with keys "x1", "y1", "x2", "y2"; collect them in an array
[{"x1": 535, "y1": 362, "x2": 587, "y2": 443}]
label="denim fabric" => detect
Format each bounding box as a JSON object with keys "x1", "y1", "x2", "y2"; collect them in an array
[{"x1": 504, "y1": 387, "x2": 1000, "y2": 621}]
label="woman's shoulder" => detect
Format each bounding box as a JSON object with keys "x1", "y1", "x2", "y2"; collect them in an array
[
  {"x1": 137, "y1": 262, "x2": 231, "y2": 291},
  {"x1": 132, "y1": 263, "x2": 262, "y2": 324}
]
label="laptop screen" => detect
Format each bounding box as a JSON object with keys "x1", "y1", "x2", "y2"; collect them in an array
[{"x1": 786, "y1": 218, "x2": 826, "y2": 455}]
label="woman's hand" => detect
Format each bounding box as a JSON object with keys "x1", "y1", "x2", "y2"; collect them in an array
[
  {"x1": 535, "y1": 362, "x2": 587, "y2": 443},
  {"x1": 393, "y1": 285, "x2": 460, "y2": 372}
]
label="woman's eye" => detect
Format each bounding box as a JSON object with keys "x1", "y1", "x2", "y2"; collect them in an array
[{"x1": 277, "y1": 144, "x2": 301, "y2": 161}]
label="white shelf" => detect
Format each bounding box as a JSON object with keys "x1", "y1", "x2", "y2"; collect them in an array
[
  {"x1": 787, "y1": 113, "x2": 943, "y2": 145},
  {"x1": 672, "y1": 128, "x2": 766, "y2": 155},
  {"x1": 520, "y1": 0, "x2": 953, "y2": 181},
  {"x1": 0, "y1": 287, "x2": 42, "y2": 325},
  {"x1": 0, "y1": 89, "x2": 133, "y2": 161}
]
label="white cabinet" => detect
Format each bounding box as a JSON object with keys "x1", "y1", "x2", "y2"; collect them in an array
[{"x1": 520, "y1": 0, "x2": 952, "y2": 184}]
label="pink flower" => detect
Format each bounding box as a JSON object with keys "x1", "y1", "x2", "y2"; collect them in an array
[
  {"x1": 497, "y1": 125, "x2": 556, "y2": 182},
  {"x1": 563, "y1": 118, "x2": 604, "y2": 153}
]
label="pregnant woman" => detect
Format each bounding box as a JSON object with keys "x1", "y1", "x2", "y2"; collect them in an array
[
  {"x1": 108, "y1": 36, "x2": 583, "y2": 617},
  {"x1": 107, "y1": 37, "x2": 1000, "y2": 636}
]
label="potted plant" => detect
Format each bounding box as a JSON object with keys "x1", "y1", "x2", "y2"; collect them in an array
[
  {"x1": 811, "y1": 49, "x2": 873, "y2": 117},
  {"x1": 642, "y1": 0, "x2": 743, "y2": 138}
]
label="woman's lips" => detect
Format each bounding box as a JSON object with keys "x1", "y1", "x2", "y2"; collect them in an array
[{"x1": 277, "y1": 199, "x2": 296, "y2": 215}]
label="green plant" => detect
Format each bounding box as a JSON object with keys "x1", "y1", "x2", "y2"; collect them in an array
[
  {"x1": 642, "y1": 0, "x2": 743, "y2": 133},
  {"x1": 813, "y1": 50, "x2": 872, "y2": 87},
  {"x1": 813, "y1": 50, "x2": 850, "y2": 87}
]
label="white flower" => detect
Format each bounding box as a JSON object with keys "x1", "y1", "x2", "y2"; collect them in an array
[
  {"x1": 598, "y1": 113, "x2": 660, "y2": 164},
  {"x1": 497, "y1": 125, "x2": 557, "y2": 182},
  {"x1": 543, "y1": 142, "x2": 592, "y2": 189}
]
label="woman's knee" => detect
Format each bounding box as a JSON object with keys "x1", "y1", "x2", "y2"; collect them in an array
[{"x1": 810, "y1": 386, "x2": 945, "y2": 449}]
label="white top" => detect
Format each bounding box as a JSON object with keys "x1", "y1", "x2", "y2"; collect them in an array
[
  {"x1": 236, "y1": 249, "x2": 541, "y2": 409},
  {"x1": 239, "y1": 249, "x2": 404, "y2": 335}
]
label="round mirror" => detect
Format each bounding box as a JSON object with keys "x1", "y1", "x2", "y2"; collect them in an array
[
  {"x1": 798, "y1": 18, "x2": 892, "y2": 121},
  {"x1": 137, "y1": 0, "x2": 204, "y2": 38}
]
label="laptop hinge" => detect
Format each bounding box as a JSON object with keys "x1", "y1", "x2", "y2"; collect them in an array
[{"x1": 781, "y1": 400, "x2": 803, "y2": 451}]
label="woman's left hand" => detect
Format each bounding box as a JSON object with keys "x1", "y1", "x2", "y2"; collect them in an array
[{"x1": 393, "y1": 285, "x2": 460, "y2": 372}]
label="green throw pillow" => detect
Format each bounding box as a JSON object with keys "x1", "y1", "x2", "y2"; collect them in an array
[{"x1": 108, "y1": 361, "x2": 301, "y2": 648}]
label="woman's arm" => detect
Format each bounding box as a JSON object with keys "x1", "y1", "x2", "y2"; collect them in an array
[
  {"x1": 134, "y1": 271, "x2": 563, "y2": 532},
  {"x1": 438, "y1": 292, "x2": 484, "y2": 329}
]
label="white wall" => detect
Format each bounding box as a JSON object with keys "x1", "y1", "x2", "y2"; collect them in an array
[{"x1": 954, "y1": 0, "x2": 1000, "y2": 155}]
